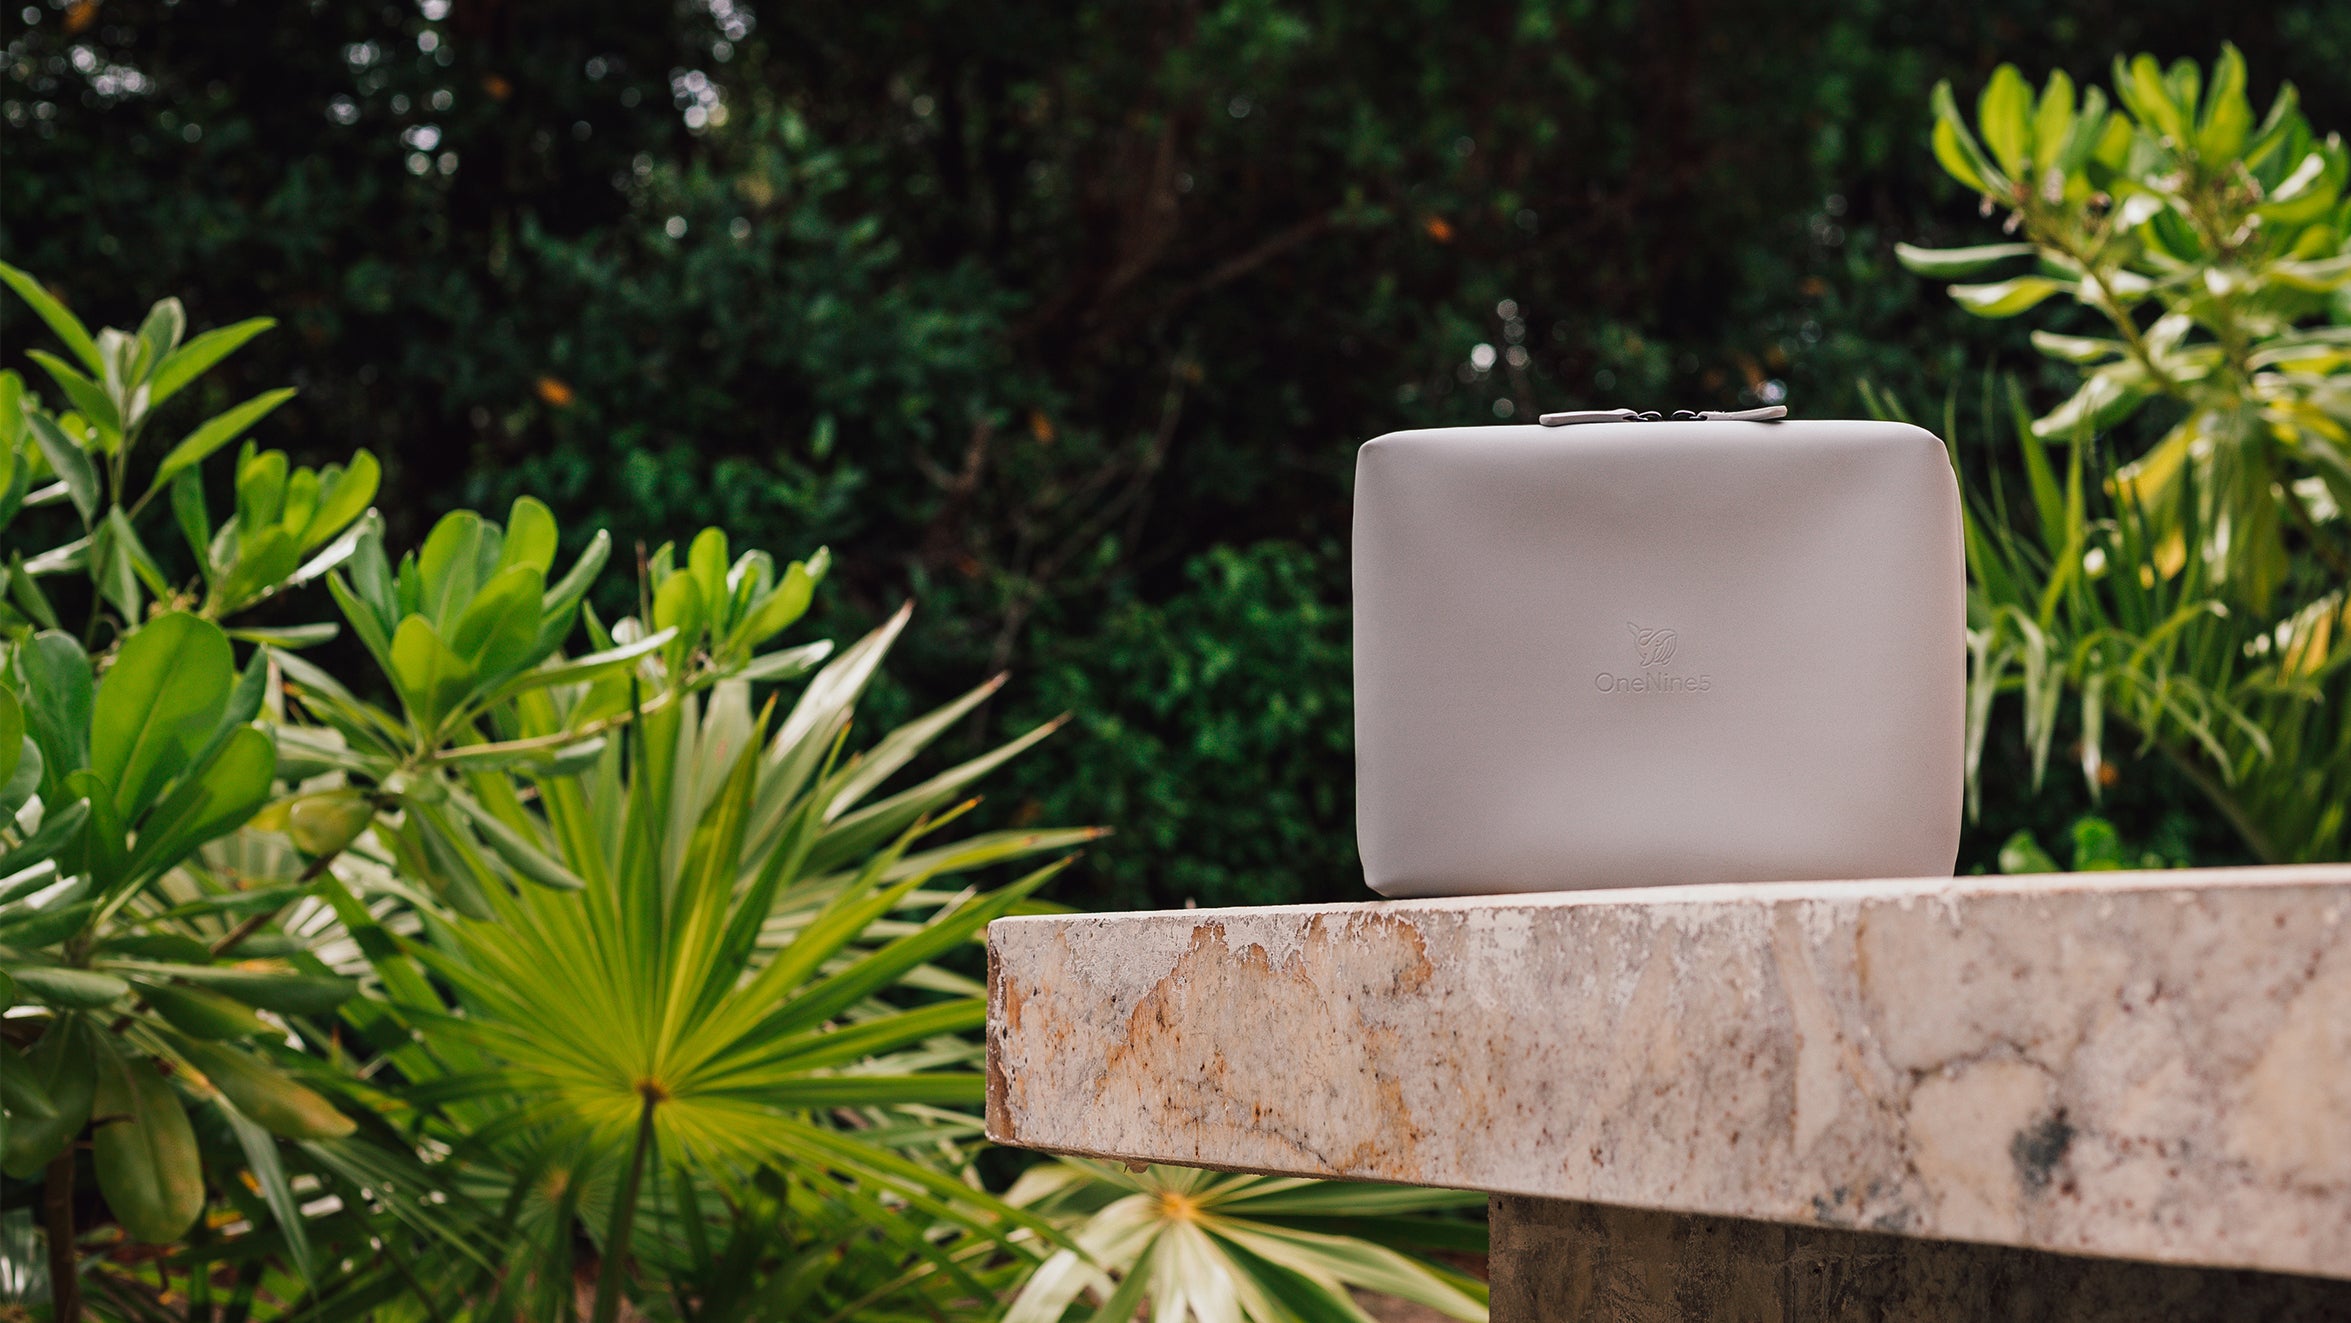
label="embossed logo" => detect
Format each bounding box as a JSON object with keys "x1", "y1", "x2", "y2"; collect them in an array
[
  {"x1": 1596, "y1": 622, "x2": 1713, "y2": 694},
  {"x1": 1626, "y1": 622, "x2": 1678, "y2": 666}
]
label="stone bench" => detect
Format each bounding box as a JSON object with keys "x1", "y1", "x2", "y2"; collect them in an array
[{"x1": 985, "y1": 866, "x2": 2351, "y2": 1320}]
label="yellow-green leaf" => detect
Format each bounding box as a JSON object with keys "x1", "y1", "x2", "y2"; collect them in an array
[
  {"x1": 142, "y1": 983, "x2": 274, "y2": 1039},
  {"x1": 1976, "y1": 64, "x2": 2034, "y2": 179},
  {"x1": 176, "y1": 1038, "x2": 356, "y2": 1140},
  {"x1": 1948, "y1": 276, "x2": 2073, "y2": 318}
]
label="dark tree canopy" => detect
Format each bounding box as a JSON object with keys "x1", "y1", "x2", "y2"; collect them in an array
[{"x1": 7, "y1": 0, "x2": 2345, "y2": 905}]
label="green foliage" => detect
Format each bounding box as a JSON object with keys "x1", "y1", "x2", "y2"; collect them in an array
[
  {"x1": 1904, "y1": 47, "x2": 2351, "y2": 611},
  {"x1": 1996, "y1": 813, "x2": 2199, "y2": 874},
  {"x1": 1901, "y1": 49, "x2": 2351, "y2": 864},
  {"x1": 1024, "y1": 542, "x2": 1354, "y2": 908},
  {"x1": 0, "y1": 269, "x2": 1473, "y2": 1323},
  {"x1": 316, "y1": 604, "x2": 1081, "y2": 1317},
  {"x1": 1004, "y1": 1161, "x2": 1487, "y2": 1323},
  {"x1": 1932, "y1": 386, "x2": 2350, "y2": 862},
  {"x1": 0, "y1": 278, "x2": 378, "y2": 1277},
  {"x1": 18, "y1": 2, "x2": 2347, "y2": 905}
]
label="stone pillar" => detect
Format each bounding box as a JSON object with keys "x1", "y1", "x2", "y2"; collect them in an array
[{"x1": 1488, "y1": 1194, "x2": 2351, "y2": 1323}]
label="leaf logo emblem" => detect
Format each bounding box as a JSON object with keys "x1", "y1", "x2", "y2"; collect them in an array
[{"x1": 1626, "y1": 622, "x2": 1678, "y2": 666}]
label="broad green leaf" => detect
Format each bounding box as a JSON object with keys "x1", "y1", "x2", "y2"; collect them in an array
[
  {"x1": 689, "y1": 526, "x2": 731, "y2": 632},
  {"x1": 0, "y1": 1016, "x2": 96, "y2": 1177},
  {"x1": 18, "y1": 630, "x2": 92, "y2": 785},
  {"x1": 8, "y1": 549, "x2": 63, "y2": 629},
  {"x1": 214, "y1": 528, "x2": 306, "y2": 613},
  {"x1": 654, "y1": 572, "x2": 707, "y2": 655},
  {"x1": 120, "y1": 725, "x2": 276, "y2": 886},
  {"x1": 539, "y1": 527, "x2": 610, "y2": 623},
  {"x1": 449, "y1": 563, "x2": 545, "y2": 680},
  {"x1": 499, "y1": 494, "x2": 558, "y2": 573},
  {"x1": 90, "y1": 611, "x2": 234, "y2": 816},
  {"x1": 287, "y1": 788, "x2": 376, "y2": 856},
  {"x1": 92, "y1": 1039, "x2": 205, "y2": 1243},
  {"x1": 295, "y1": 450, "x2": 380, "y2": 551},
  {"x1": 149, "y1": 316, "x2": 274, "y2": 408},
  {"x1": 0, "y1": 738, "x2": 40, "y2": 821},
  {"x1": 391, "y1": 615, "x2": 475, "y2": 728},
  {"x1": 416, "y1": 509, "x2": 490, "y2": 631},
  {"x1": 87, "y1": 510, "x2": 144, "y2": 624},
  {"x1": 0, "y1": 261, "x2": 103, "y2": 373},
  {"x1": 2117, "y1": 53, "x2": 2191, "y2": 148},
  {"x1": 171, "y1": 468, "x2": 215, "y2": 576},
  {"x1": 64, "y1": 769, "x2": 128, "y2": 890},
  {"x1": 102, "y1": 507, "x2": 171, "y2": 598},
  {"x1": 0, "y1": 1041, "x2": 56, "y2": 1120},
  {"x1": 735, "y1": 556, "x2": 819, "y2": 649},
  {"x1": 234, "y1": 444, "x2": 288, "y2": 533}
]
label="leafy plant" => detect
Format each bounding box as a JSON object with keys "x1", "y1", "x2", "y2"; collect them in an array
[
  {"x1": 1901, "y1": 46, "x2": 2351, "y2": 611},
  {"x1": 0, "y1": 267, "x2": 1101, "y2": 1322},
  {"x1": 0, "y1": 265, "x2": 405, "y2": 1320},
  {"x1": 1894, "y1": 50, "x2": 2351, "y2": 862},
  {"x1": 295, "y1": 582, "x2": 1091, "y2": 1319},
  {"x1": 1003, "y1": 1160, "x2": 1487, "y2": 1323}
]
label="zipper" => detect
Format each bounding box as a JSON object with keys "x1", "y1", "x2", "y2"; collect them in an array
[{"x1": 1536, "y1": 405, "x2": 1787, "y2": 426}]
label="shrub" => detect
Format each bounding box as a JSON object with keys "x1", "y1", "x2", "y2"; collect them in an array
[
  {"x1": 1898, "y1": 48, "x2": 2351, "y2": 862},
  {"x1": 0, "y1": 270, "x2": 1486, "y2": 1321}
]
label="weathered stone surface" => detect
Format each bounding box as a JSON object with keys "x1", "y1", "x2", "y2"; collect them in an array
[
  {"x1": 985, "y1": 866, "x2": 2351, "y2": 1280},
  {"x1": 1488, "y1": 1194, "x2": 2351, "y2": 1321}
]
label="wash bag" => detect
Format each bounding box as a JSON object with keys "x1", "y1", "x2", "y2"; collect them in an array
[{"x1": 1352, "y1": 409, "x2": 1965, "y2": 897}]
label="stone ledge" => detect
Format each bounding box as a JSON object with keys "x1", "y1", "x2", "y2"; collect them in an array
[{"x1": 984, "y1": 866, "x2": 2351, "y2": 1280}]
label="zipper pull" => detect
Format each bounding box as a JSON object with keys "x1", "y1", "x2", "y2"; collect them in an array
[
  {"x1": 1537, "y1": 404, "x2": 1787, "y2": 427},
  {"x1": 1537, "y1": 408, "x2": 1642, "y2": 426}
]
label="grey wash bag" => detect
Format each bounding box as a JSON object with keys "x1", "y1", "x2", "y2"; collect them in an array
[{"x1": 1352, "y1": 411, "x2": 1965, "y2": 897}]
